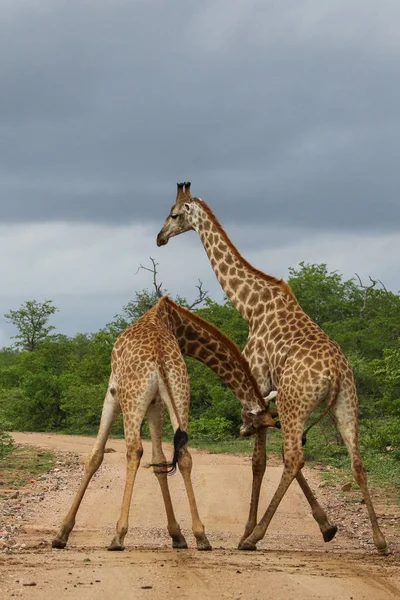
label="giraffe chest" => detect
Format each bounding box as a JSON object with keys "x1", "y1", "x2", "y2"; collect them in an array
[{"x1": 242, "y1": 335, "x2": 284, "y2": 394}]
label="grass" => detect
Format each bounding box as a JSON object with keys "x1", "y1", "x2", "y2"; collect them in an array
[
  {"x1": 188, "y1": 429, "x2": 283, "y2": 455},
  {"x1": 187, "y1": 427, "x2": 399, "y2": 505},
  {"x1": 0, "y1": 445, "x2": 56, "y2": 490},
  {"x1": 363, "y1": 452, "x2": 400, "y2": 493}
]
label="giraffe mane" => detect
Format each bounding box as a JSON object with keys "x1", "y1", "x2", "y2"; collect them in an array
[
  {"x1": 160, "y1": 296, "x2": 266, "y2": 405},
  {"x1": 195, "y1": 199, "x2": 297, "y2": 301}
]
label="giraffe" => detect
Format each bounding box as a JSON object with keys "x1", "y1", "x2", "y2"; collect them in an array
[
  {"x1": 156, "y1": 182, "x2": 389, "y2": 555},
  {"x1": 52, "y1": 295, "x2": 278, "y2": 552}
]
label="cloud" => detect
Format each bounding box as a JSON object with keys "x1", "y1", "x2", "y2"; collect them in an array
[
  {"x1": 0, "y1": 1, "x2": 399, "y2": 345},
  {"x1": 1, "y1": 220, "x2": 398, "y2": 346},
  {"x1": 0, "y1": 0, "x2": 399, "y2": 232}
]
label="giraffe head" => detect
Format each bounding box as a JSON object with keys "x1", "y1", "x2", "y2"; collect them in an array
[
  {"x1": 240, "y1": 407, "x2": 280, "y2": 436},
  {"x1": 156, "y1": 182, "x2": 198, "y2": 246}
]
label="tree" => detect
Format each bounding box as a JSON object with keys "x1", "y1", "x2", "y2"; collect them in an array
[
  {"x1": 372, "y1": 344, "x2": 400, "y2": 417},
  {"x1": 287, "y1": 262, "x2": 359, "y2": 327},
  {"x1": 108, "y1": 258, "x2": 209, "y2": 333},
  {"x1": 4, "y1": 300, "x2": 58, "y2": 351}
]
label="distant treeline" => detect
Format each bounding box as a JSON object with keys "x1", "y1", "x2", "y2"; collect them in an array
[{"x1": 0, "y1": 262, "x2": 399, "y2": 467}]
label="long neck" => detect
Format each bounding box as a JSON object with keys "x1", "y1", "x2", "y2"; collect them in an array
[
  {"x1": 160, "y1": 298, "x2": 265, "y2": 414},
  {"x1": 192, "y1": 200, "x2": 279, "y2": 322}
]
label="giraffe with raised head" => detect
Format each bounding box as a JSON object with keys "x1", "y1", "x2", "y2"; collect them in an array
[
  {"x1": 156, "y1": 182, "x2": 389, "y2": 555},
  {"x1": 52, "y1": 296, "x2": 278, "y2": 552}
]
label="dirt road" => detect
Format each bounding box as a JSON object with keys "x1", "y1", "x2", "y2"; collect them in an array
[{"x1": 1, "y1": 433, "x2": 399, "y2": 599}]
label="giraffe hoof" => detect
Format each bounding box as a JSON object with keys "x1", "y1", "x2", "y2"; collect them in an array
[
  {"x1": 196, "y1": 539, "x2": 212, "y2": 551},
  {"x1": 378, "y1": 544, "x2": 391, "y2": 556},
  {"x1": 51, "y1": 538, "x2": 67, "y2": 549},
  {"x1": 238, "y1": 541, "x2": 257, "y2": 551},
  {"x1": 172, "y1": 537, "x2": 188, "y2": 549},
  {"x1": 107, "y1": 542, "x2": 125, "y2": 551},
  {"x1": 322, "y1": 525, "x2": 338, "y2": 543}
]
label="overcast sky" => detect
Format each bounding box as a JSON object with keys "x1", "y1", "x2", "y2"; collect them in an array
[{"x1": 1, "y1": 0, "x2": 400, "y2": 347}]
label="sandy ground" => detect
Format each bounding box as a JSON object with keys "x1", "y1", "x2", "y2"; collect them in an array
[{"x1": 1, "y1": 432, "x2": 399, "y2": 600}]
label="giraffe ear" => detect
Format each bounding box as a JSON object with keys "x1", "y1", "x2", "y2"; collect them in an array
[
  {"x1": 183, "y1": 202, "x2": 192, "y2": 213},
  {"x1": 249, "y1": 408, "x2": 264, "y2": 416}
]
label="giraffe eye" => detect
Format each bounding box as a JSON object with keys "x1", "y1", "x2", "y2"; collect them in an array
[{"x1": 170, "y1": 214, "x2": 179, "y2": 220}]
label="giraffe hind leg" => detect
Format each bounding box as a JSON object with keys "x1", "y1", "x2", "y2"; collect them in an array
[
  {"x1": 108, "y1": 434, "x2": 144, "y2": 551},
  {"x1": 108, "y1": 381, "x2": 157, "y2": 551},
  {"x1": 146, "y1": 398, "x2": 188, "y2": 549},
  {"x1": 158, "y1": 363, "x2": 211, "y2": 551},
  {"x1": 177, "y1": 445, "x2": 212, "y2": 550},
  {"x1": 239, "y1": 412, "x2": 305, "y2": 550},
  {"x1": 295, "y1": 471, "x2": 337, "y2": 542},
  {"x1": 276, "y1": 429, "x2": 338, "y2": 543},
  {"x1": 332, "y1": 399, "x2": 389, "y2": 555},
  {"x1": 52, "y1": 380, "x2": 121, "y2": 549}
]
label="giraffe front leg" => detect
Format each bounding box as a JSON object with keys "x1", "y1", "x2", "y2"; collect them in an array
[
  {"x1": 238, "y1": 428, "x2": 267, "y2": 549},
  {"x1": 146, "y1": 398, "x2": 188, "y2": 549}
]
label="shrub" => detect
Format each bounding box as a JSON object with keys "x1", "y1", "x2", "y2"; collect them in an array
[
  {"x1": 360, "y1": 418, "x2": 400, "y2": 460},
  {"x1": 0, "y1": 422, "x2": 14, "y2": 458},
  {"x1": 188, "y1": 416, "x2": 233, "y2": 441}
]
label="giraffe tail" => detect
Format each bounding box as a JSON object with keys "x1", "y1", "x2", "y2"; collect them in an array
[
  {"x1": 148, "y1": 352, "x2": 189, "y2": 475},
  {"x1": 302, "y1": 369, "x2": 341, "y2": 443},
  {"x1": 148, "y1": 428, "x2": 188, "y2": 475}
]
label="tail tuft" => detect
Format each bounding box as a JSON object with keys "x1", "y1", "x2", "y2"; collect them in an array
[{"x1": 149, "y1": 428, "x2": 188, "y2": 475}]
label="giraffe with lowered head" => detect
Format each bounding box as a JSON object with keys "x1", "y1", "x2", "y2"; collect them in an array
[
  {"x1": 52, "y1": 296, "x2": 278, "y2": 551},
  {"x1": 156, "y1": 182, "x2": 389, "y2": 555}
]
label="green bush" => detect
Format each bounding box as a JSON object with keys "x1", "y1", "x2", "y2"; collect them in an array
[
  {"x1": 0, "y1": 423, "x2": 14, "y2": 458},
  {"x1": 360, "y1": 418, "x2": 400, "y2": 460},
  {"x1": 188, "y1": 416, "x2": 233, "y2": 441},
  {"x1": 60, "y1": 381, "x2": 107, "y2": 434}
]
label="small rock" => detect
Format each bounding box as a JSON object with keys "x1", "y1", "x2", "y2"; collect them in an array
[
  {"x1": 341, "y1": 482, "x2": 352, "y2": 492},
  {"x1": 23, "y1": 582, "x2": 37, "y2": 587}
]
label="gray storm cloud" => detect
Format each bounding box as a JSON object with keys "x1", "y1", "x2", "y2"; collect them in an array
[
  {"x1": 1, "y1": 1, "x2": 400, "y2": 345},
  {"x1": 0, "y1": 0, "x2": 399, "y2": 231}
]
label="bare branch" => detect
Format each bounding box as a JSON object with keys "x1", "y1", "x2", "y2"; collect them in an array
[
  {"x1": 136, "y1": 260, "x2": 208, "y2": 310},
  {"x1": 375, "y1": 278, "x2": 400, "y2": 310},
  {"x1": 355, "y1": 273, "x2": 399, "y2": 314},
  {"x1": 136, "y1": 257, "x2": 164, "y2": 298},
  {"x1": 187, "y1": 279, "x2": 209, "y2": 310},
  {"x1": 354, "y1": 272, "x2": 376, "y2": 316},
  {"x1": 376, "y1": 278, "x2": 388, "y2": 294}
]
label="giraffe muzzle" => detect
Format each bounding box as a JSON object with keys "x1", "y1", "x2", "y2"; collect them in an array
[{"x1": 156, "y1": 231, "x2": 168, "y2": 246}]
